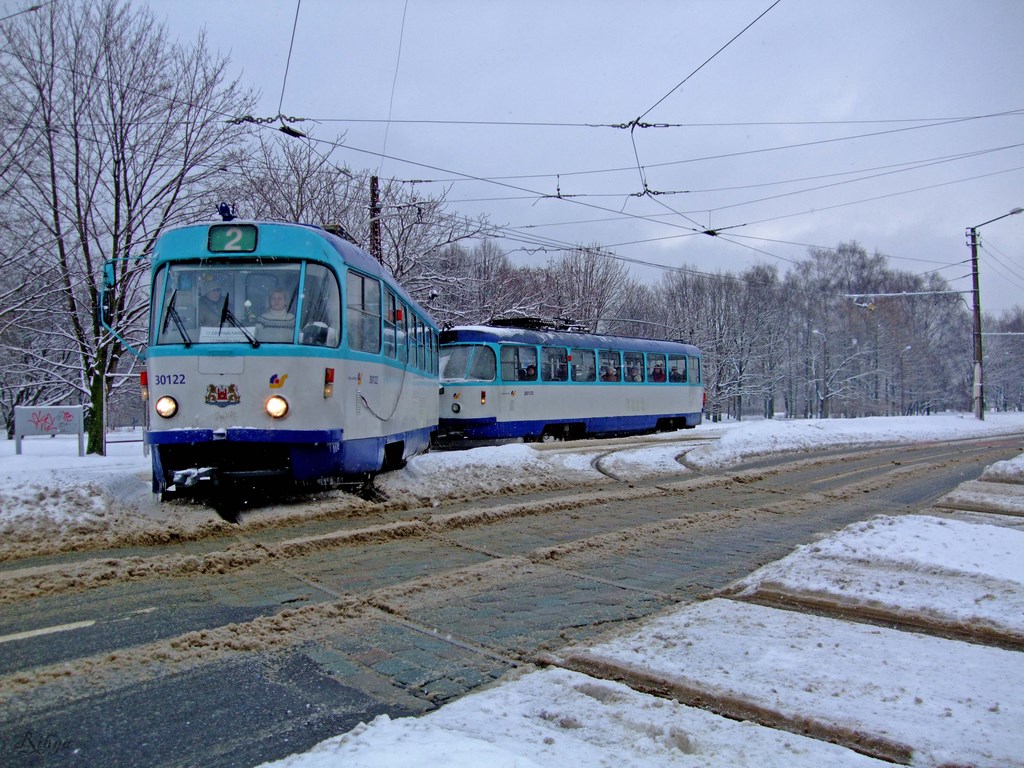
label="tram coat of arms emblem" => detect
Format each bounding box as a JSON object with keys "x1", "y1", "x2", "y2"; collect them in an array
[{"x1": 205, "y1": 384, "x2": 240, "y2": 407}]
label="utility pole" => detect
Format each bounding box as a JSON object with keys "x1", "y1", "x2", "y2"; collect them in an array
[
  {"x1": 968, "y1": 225, "x2": 984, "y2": 420},
  {"x1": 369, "y1": 175, "x2": 382, "y2": 263},
  {"x1": 966, "y1": 207, "x2": 1023, "y2": 420}
]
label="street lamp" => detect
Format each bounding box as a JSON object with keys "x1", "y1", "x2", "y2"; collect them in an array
[{"x1": 967, "y1": 207, "x2": 1023, "y2": 420}]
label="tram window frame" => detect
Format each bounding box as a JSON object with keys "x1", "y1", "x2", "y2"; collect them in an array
[
  {"x1": 571, "y1": 348, "x2": 596, "y2": 382},
  {"x1": 298, "y1": 263, "x2": 341, "y2": 348},
  {"x1": 501, "y1": 344, "x2": 538, "y2": 381},
  {"x1": 345, "y1": 270, "x2": 381, "y2": 353},
  {"x1": 668, "y1": 354, "x2": 687, "y2": 382},
  {"x1": 397, "y1": 302, "x2": 409, "y2": 363},
  {"x1": 417, "y1": 318, "x2": 428, "y2": 370},
  {"x1": 624, "y1": 351, "x2": 645, "y2": 382},
  {"x1": 467, "y1": 345, "x2": 496, "y2": 380},
  {"x1": 440, "y1": 344, "x2": 496, "y2": 381},
  {"x1": 383, "y1": 291, "x2": 398, "y2": 359},
  {"x1": 598, "y1": 350, "x2": 621, "y2": 382},
  {"x1": 541, "y1": 346, "x2": 568, "y2": 382},
  {"x1": 689, "y1": 355, "x2": 701, "y2": 384},
  {"x1": 648, "y1": 353, "x2": 667, "y2": 382},
  {"x1": 408, "y1": 318, "x2": 420, "y2": 369}
]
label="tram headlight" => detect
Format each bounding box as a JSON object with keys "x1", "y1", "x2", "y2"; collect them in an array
[
  {"x1": 451, "y1": 402, "x2": 461, "y2": 413},
  {"x1": 155, "y1": 395, "x2": 178, "y2": 419},
  {"x1": 266, "y1": 395, "x2": 289, "y2": 419}
]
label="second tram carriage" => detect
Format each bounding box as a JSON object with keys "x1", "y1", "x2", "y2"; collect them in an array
[
  {"x1": 437, "y1": 323, "x2": 703, "y2": 444},
  {"x1": 133, "y1": 219, "x2": 439, "y2": 497}
]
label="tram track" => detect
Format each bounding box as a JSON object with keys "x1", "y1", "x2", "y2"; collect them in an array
[
  {"x1": 2, "y1": 433, "x2": 1021, "y2": 768},
  {"x1": 0, "y1": 434, "x2": 1007, "y2": 606}
]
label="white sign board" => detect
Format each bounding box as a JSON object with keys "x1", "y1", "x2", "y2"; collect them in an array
[{"x1": 14, "y1": 405, "x2": 85, "y2": 456}]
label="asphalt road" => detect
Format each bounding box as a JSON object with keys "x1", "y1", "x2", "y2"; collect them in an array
[{"x1": 1, "y1": 434, "x2": 1019, "y2": 768}]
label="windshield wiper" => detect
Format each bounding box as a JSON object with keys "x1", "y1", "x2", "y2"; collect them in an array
[
  {"x1": 162, "y1": 289, "x2": 192, "y2": 347},
  {"x1": 219, "y1": 292, "x2": 260, "y2": 348}
]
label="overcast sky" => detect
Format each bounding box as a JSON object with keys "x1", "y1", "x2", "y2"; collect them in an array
[{"x1": 152, "y1": 0, "x2": 1024, "y2": 313}]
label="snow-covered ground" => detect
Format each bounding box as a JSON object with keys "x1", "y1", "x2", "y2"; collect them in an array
[{"x1": 3, "y1": 412, "x2": 1024, "y2": 766}]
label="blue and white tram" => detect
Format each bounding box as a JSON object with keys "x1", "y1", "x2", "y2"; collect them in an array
[
  {"x1": 437, "y1": 325, "x2": 703, "y2": 443},
  {"x1": 138, "y1": 220, "x2": 439, "y2": 496}
]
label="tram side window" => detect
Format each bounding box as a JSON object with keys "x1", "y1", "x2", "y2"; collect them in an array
[
  {"x1": 668, "y1": 354, "x2": 687, "y2": 382},
  {"x1": 417, "y1": 319, "x2": 428, "y2": 370},
  {"x1": 346, "y1": 271, "x2": 381, "y2": 353},
  {"x1": 624, "y1": 351, "x2": 645, "y2": 382},
  {"x1": 408, "y1": 319, "x2": 419, "y2": 368},
  {"x1": 501, "y1": 345, "x2": 538, "y2": 381},
  {"x1": 383, "y1": 291, "x2": 398, "y2": 359},
  {"x1": 298, "y1": 263, "x2": 341, "y2": 347},
  {"x1": 689, "y1": 356, "x2": 701, "y2": 384},
  {"x1": 468, "y1": 348, "x2": 495, "y2": 380},
  {"x1": 648, "y1": 353, "x2": 667, "y2": 382},
  {"x1": 397, "y1": 302, "x2": 409, "y2": 363},
  {"x1": 541, "y1": 347, "x2": 568, "y2": 382},
  {"x1": 571, "y1": 348, "x2": 596, "y2": 382},
  {"x1": 599, "y1": 350, "x2": 621, "y2": 382},
  {"x1": 445, "y1": 344, "x2": 495, "y2": 381}
]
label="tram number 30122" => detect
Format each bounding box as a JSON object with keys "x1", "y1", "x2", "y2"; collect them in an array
[{"x1": 152, "y1": 374, "x2": 187, "y2": 386}]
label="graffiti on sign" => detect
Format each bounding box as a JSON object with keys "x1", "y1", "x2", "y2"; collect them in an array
[{"x1": 28, "y1": 409, "x2": 78, "y2": 434}]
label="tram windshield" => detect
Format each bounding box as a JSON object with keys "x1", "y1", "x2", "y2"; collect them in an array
[
  {"x1": 153, "y1": 261, "x2": 340, "y2": 347},
  {"x1": 439, "y1": 344, "x2": 496, "y2": 382}
]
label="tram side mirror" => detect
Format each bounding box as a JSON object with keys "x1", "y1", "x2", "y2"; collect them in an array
[
  {"x1": 99, "y1": 263, "x2": 116, "y2": 326},
  {"x1": 99, "y1": 289, "x2": 115, "y2": 326}
]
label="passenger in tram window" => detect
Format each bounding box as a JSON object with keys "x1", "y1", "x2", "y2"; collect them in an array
[
  {"x1": 669, "y1": 366, "x2": 685, "y2": 382},
  {"x1": 650, "y1": 362, "x2": 666, "y2": 382},
  {"x1": 198, "y1": 283, "x2": 224, "y2": 325},
  {"x1": 522, "y1": 364, "x2": 537, "y2": 380},
  {"x1": 628, "y1": 366, "x2": 643, "y2": 382},
  {"x1": 261, "y1": 289, "x2": 294, "y2": 322},
  {"x1": 600, "y1": 366, "x2": 617, "y2": 382}
]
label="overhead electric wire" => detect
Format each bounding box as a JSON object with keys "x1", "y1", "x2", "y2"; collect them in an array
[
  {"x1": 727, "y1": 165, "x2": 1024, "y2": 230},
  {"x1": 978, "y1": 239, "x2": 1024, "y2": 291},
  {"x1": 6, "y1": 7, "x2": 1014, "y2": 310},
  {"x1": 363, "y1": 109, "x2": 1024, "y2": 189},
  {"x1": 701, "y1": 144, "x2": 1024, "y2": 215},
  {"x1": 627, "y1": 0, "x2": 782, "y2": 194},
  {"x1": 379, "y1": 0, "x2": 410, "y2": 173},
  {"x1": 276, "y1": 1, "x2": 302, "y2": 118},
  {"x1": 290, "y1": 111, "x2": 1024, "y2": 130},
  {"x1": 0, "y1": 1, "x2": 53, "y2": 23}
]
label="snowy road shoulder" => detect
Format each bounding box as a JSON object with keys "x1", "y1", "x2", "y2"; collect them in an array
[
  {"x1": 259, "y1": 666, "x2": 892, "y2": 768},
  {"x1": 935, "y1": 478, "x2": 1024, "y2": 516},
  {"x1": 723, "y1": 514, "x2": 1024, "y2": 646},
  {"x1": 559, "y1": 597, "x2": 1024, "y2": 768}
]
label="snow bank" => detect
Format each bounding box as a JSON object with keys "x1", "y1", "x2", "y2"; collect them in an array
[
  {"x1": 564, "y1": 597, "x2": 1024, "y2": 767},
  {"x1": 258, "y1": 667, "x2": 891, "y2": 768}
]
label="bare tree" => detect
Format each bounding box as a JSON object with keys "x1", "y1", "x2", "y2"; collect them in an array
[
  {"x1": 537, "y1": 246, "x2": 632, "y2": 332},
  {"x1": 0, "y1": 0, "x2": 254, "y2": 451},
  {"x1": 226, "y1": 131, "x2": 364, "y2": 224},
  {"x1": 427, "y1": 240, "x2": 541, "y2": 326}
]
